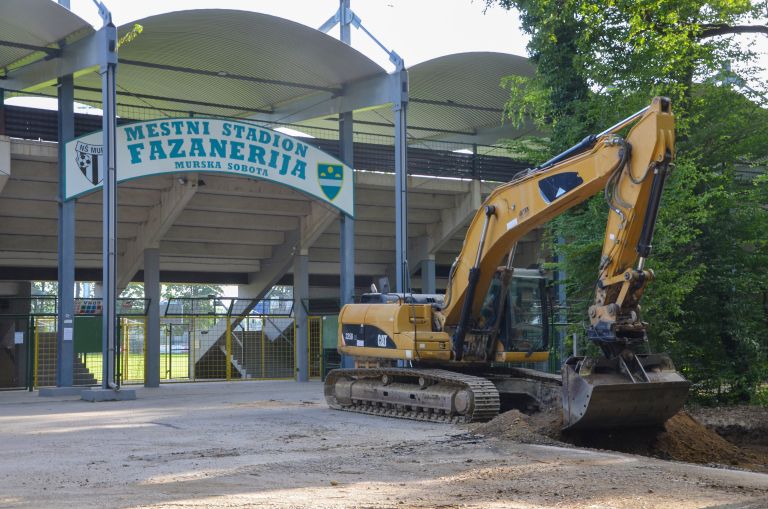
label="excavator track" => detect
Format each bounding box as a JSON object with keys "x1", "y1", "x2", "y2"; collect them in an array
[{"x1": 324, "y1": 368, "x2": 500, "y2": 423}]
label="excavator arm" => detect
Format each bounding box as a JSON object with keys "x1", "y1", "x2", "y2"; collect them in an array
[
  {"x1": 442, "y1": 97, "x2": 675, "y2": 359},
  {"x1": 440, "y1": 97, "x2": 688, "y2": 429}
]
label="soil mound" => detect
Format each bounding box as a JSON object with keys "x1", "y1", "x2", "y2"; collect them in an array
[
  {"x1": 690, "y1": 405, "x2": 768, "y2": 451},
  {"x1": 471, "y1": 409, "x2": 562, "y2": 446},
  {"x1": 472, "y1": 407, "x2": 768, "y2": 472},
  {"x1": 652, "y1": 412, "x2": 745, "y2": 464}
]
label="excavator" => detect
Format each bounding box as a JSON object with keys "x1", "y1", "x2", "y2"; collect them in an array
[{"x1": 324, "y1": 97, "x2": 690, "y2": 430}]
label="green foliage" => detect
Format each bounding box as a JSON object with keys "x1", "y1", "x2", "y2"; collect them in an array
[
  {"x1": 119, "y1": 282, "x2": 225, "y2": 300},
  {"x1": 117, "y1": 24, "x2": 143, "y2": 49},
  {"x1": 160, "y1": 283, "x2": 225, "y2": 299},
  {"x1": 489, "y1": 0, "x2": 768, "y2": 402}
]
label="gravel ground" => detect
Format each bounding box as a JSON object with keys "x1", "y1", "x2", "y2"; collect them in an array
[{"x1": 1, "y1": 382, "x2": 767, "y2": 509}]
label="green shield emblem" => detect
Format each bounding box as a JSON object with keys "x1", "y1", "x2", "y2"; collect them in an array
[{"x1": 318, "y1": 163, "x2": 344, "y2": 201}]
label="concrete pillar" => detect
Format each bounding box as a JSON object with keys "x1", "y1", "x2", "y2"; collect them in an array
[
  {"x1": 294, "y1": 250, "x2": 309, "y2": 382},
  {"x1": 421, "y1": 257, "x2": 436, "y2": 294},
  {"x1": 144, "y1": 248, "x2": 160, "y2": 387},
  {"x1": 0, "y1": 88, "x2": 5, "y2": 136}
]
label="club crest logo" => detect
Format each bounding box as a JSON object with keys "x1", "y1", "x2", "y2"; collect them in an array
[
  {"x1": 317, "y1": 163, "x2": 344, "y2": 201},
  {"x1": 74, "y1": 141, "x2": 104, "y2": 185}
]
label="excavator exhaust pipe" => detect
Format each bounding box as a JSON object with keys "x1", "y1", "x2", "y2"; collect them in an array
[{"x1": 561, "y1": 353, "x2": 690, "y2": 431}]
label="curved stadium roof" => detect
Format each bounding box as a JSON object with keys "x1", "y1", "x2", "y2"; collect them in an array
[{"x1": 1, "y1": 3, "x2": 536, "y2": 146}]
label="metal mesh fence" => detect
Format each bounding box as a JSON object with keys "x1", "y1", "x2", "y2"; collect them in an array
[
  {"x1": 190, "y1": 316, "x2": 230, "y2": 380},
  {"x1": 4, "y1": 295, "x2": 326, "y2": 387},
  {"x1": 119, "y1": 318, "x2": 146, "y2": 384},
  {"x1": 3, "y1": 103, "x2": 532, "y2": 182},
  {"x1": 232, "y1": 316, "x2": 295, "y2": 379},
  {"x1": 33, "y1": 317, "x2": 57, "y2": 387},
  {"x1": 308, "y1": 316, "x2": 322, "y2": 379}
]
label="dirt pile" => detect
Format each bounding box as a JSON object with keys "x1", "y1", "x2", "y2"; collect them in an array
[
  {"x1": 690, "y1": 405, "x2": 768, "y2": 452},
  {"x1": 651, "y1": 412, "x2": 748, "y2": 465},
  {"x1": 471, "y1": 409, "x2": 562, "y2": 446},
  {"x1": 472, "y1": 407, "x2": 768, "y2": 472}
]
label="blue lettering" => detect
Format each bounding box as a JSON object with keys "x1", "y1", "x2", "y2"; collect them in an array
[
  {"x1": 259, "y1": 130, "x2": 271, "y2": 145},
  {"x1": 268, "y1": 150, "x2": 279, "y2": 169},
  {"x1": 248, "y1": 144, "x2": 266, "y2": 164},
  {"x1": 168, "y1": 139, "x2": 186, "y2": 158},
  {"x1": 125, "y1": 126, "x2": 145, "y2": 141},
  {"x1": 189, "y1": 138, "x2": 205, "y2": 157},
  {"x1": 149, "y1": 140, "x2": 166, "y2": 160},
  {"x1": 281, "y1": 138, "x2": 294, "y2": 153},
  {"x1": 222, "y1": 123, "x2": 231, "y2": 137},
  {"x1": 146, "y1": 123, "x2": 159, "y2": 138},
  {"x1": 160, "y1": 122, "x2": 171, "y2": 136},
  {"x1": 295, "y1": 142, "x2": 307, "y2": 158},
  {"x1": 230, "y1": 141, "x2": 245, "y2": 160},
  {"x1": 127, "y1": 143, "x2": 144, "y2": 164},
  {"x1": 292, "y1": 160, "x2": 306, "y2": 179},
  {"x1": 210, "y1": 139, "x2": 227, "y2": 158},
  {"x1": 186, "y1": 121, "x2": 199, "y2": 135},
  {"x1": 280, "y1": 154, "x2": 291, "y2": 175}
]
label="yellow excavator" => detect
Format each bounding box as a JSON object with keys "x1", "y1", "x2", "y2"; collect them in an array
[{"x1": 325, "y1": 97, "x2": 690, "y2": 430}]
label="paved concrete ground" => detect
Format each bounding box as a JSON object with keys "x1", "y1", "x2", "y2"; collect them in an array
[{"x1": 1, "y1": 382, "x2": 767, "y2": 509}]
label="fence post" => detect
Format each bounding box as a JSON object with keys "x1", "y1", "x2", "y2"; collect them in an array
[
  {"x1": 143, "y1": 317, "x2": 148, "y2": 384},
  {"x1": 191, "y1": 316, "x2": 196, "y2": 381},
  {"x1": 33, "y1": 317, "x2": 39, "y2": 388},
  {"x1": 226, "y1": 318, "x2": 232, "y2": 381},
  {"x1": 261, "y1": 325, "x2": 265, "y2": 379}
]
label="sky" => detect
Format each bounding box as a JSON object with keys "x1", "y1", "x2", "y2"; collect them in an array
[
  {"x1": 9, "y1": 1, "x2": 765, "y2": 111},
  {"x1": 67, "y1": 0, "x2": 530, "y2": 71}
]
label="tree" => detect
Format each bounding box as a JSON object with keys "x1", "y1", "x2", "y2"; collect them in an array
[
  {"x1": 119, "y1": 283, "x2": 225, "y2": 300},
  {"x1": 488, "y1": 0, "x2": 768, "y2": 402}
]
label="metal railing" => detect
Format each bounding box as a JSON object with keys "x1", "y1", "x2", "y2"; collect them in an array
[{"x1": 2, "y1": 104, "x2": 532, "y2": 182}]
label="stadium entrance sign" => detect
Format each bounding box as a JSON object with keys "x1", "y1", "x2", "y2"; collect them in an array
[{"x1": 65, "y1": 118, "x2": 354, "y2": 216}]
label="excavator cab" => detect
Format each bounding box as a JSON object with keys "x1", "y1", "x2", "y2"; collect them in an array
[
  {"x1": 475, "y1": 268, "x2": 551, "y2": 360},
  {"x1": 454, "y1": 265, "x2": 559, "y2": 368},
  {"x1": 500, "y1": 271, "x2": 549, "y2": 355}
]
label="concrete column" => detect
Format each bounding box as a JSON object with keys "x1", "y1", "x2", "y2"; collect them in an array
[
  {"x1": 0, "y1": 88, "x2": 5, "y2": 136},
  {"x1": 294, "y1": 250, "x2": 309, "y2": 382},
  {"x1": 144, "y1": 248, "x2": 160, "y2": 387},
  {"x1": 421, "y1": 257, "x2": 436, "y2": 294},
  {"x1": 56, "y1": 74, "x2": 75, "y2": 388}
]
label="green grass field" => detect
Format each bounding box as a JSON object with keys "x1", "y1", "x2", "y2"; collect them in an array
[{"x1": 82, "y1": 353, "x2": 193, "y2": 382}]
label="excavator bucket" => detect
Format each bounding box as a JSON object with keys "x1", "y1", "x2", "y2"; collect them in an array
[{"x1": 561, "y1": 353, "x2": 690, "y2": 431}]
